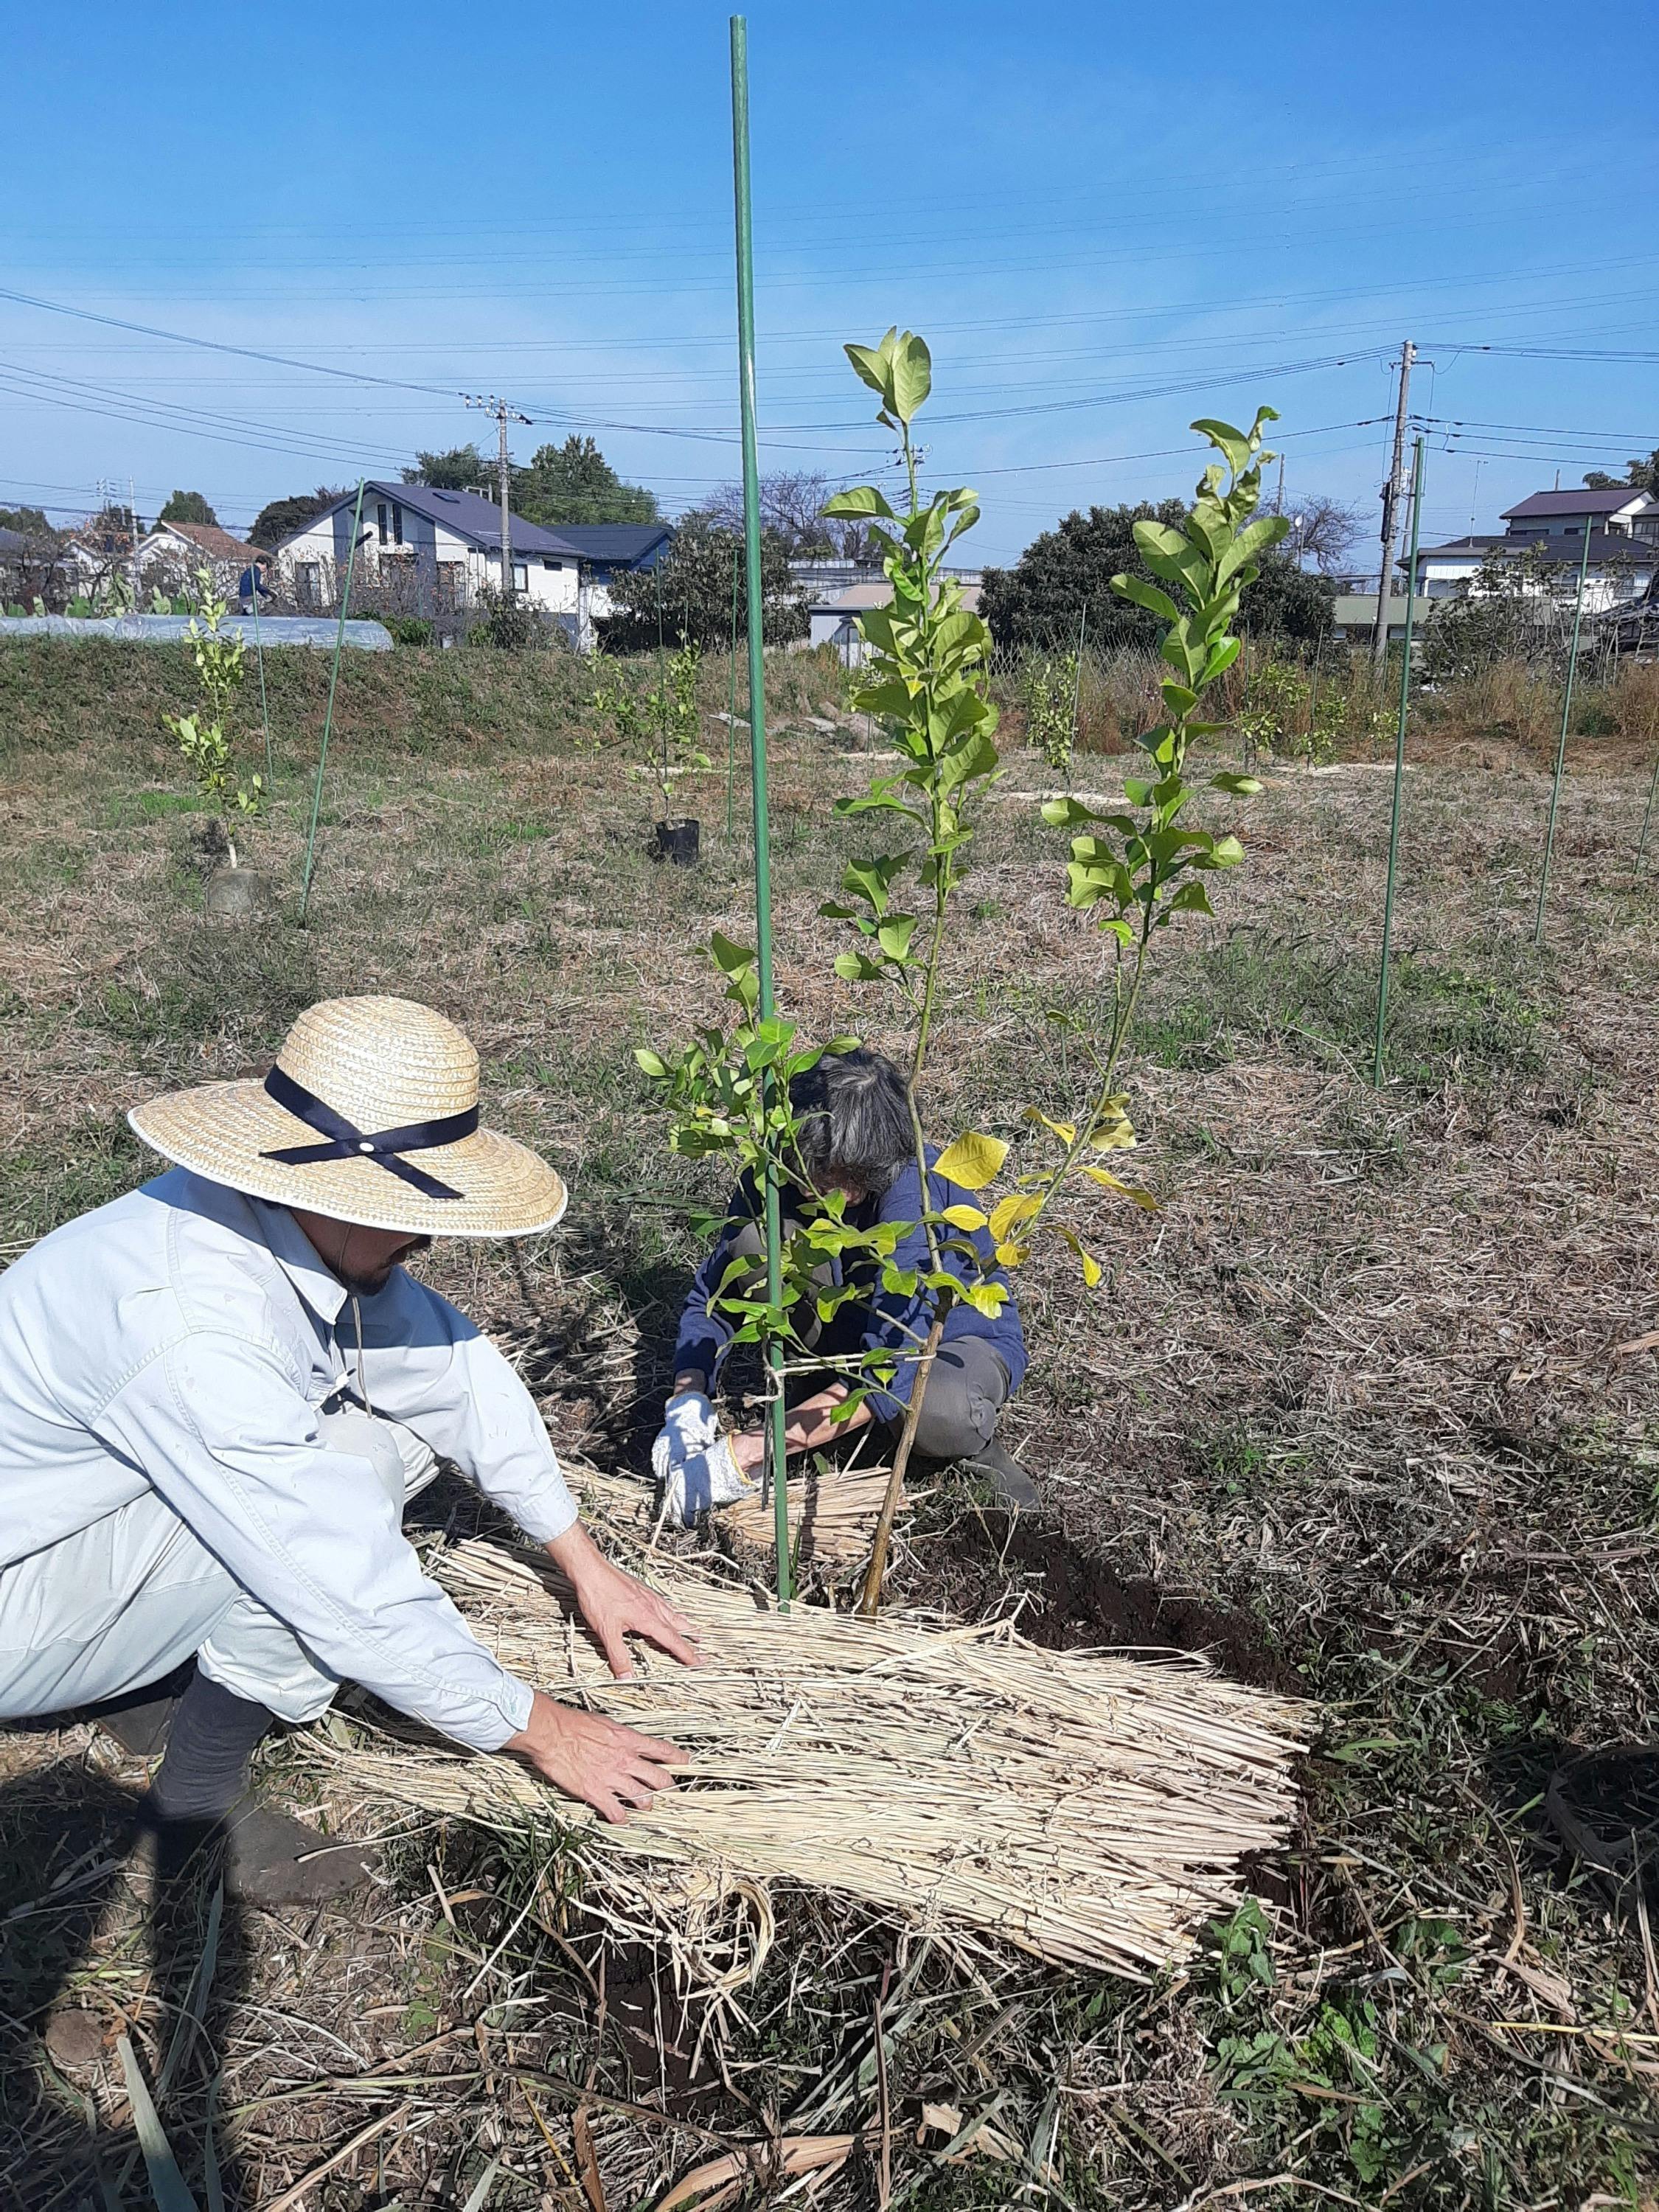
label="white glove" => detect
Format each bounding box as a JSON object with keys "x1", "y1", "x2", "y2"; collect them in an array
[
  {"x1": 650, "y1": 1390, "x2": 721, "y2": 1485},
  {"x1": 659, "y1": 1434, "x2": 758, "y2": 1527}
]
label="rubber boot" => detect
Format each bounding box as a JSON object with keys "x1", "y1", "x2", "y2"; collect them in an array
[{"x1": 958, "y1": 1438, "x2": 1040, "y2": 1512}]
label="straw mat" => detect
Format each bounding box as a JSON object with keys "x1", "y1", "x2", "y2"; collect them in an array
[{"x1": 316, "y1": 1534, "x2": 1314, "y2": 1980}]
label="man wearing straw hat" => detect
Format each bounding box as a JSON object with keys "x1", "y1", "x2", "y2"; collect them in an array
[{"x1": 0, "y1": 997, "x2": 697, "y2": 1905}]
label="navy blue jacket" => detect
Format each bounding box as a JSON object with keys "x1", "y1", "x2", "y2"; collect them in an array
[{"x1": 673, "y1": 1148, "x2": 1027, "y2": 1422}]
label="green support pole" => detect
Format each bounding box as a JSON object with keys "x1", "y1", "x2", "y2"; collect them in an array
[
  {"x1": 249, "y1": 555, "x2": 274, "y2": 786},
  {"x1": 1635, "y1": 752, "x2": 1659, "y2": 880},
  {"x1": 1371, "y1": 438, "x2": 1425, "y2": 1088},
  {"x1": 730, "y1": 15, "x2": 790, "y2": 1609},
  {"x1": 299, "y1": 479, "x2": 367, "y2": 925},
  {"x1": 1534, "y1": 513, "x2": 1596, "y2": 947},
  {"x1": 726, "y1": 540, "x2": 739, "y2": 838}
]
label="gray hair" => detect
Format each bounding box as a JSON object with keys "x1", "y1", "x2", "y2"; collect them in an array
[{"x1": 788, "y1": 1048, "x2": 913, "y2": 1197}]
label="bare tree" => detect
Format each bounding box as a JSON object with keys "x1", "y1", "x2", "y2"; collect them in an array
[
  {"x1": 696, "y1": 470, "x2": 849, "y2": 559},
  {"x1": 1286, "y1": 494, "x2": 1368, "y2": 574}
]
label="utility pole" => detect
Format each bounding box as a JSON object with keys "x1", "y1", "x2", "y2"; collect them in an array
[
  {"x1": 464, "y1": 394, "x2": 532, "y2": 602},
  {"x1": 1371, "y1": 340, "x2": 1416, "y2": 669}
]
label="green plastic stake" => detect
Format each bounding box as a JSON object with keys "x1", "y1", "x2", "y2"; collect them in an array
[
  {"x1": 729, "y1": 14, "x2": 790, "y2": 1610},
  {"x1": 1534, "y1": 512, "x2": 1596, "y2": 947},
  {"x1": 1371, "y1": 437, "x2": 1425, "y2": 1088},
  {"x1": 1635, "y1": 753, "x2": 1659, "y2": 879},
  {"x1": 299, "y1": 479, "x2": 367, "y2": 925},
  {"x1": 248, "y1": 552, "x2": 273, "y2": 785},
  {"x1": 726, "y1": 539, "x2": 740, "y2": 837}
]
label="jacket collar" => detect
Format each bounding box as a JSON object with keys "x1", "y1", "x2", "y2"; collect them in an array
[{"x1": 246, "y1": 1193, "x2": 353, "y2": 1327}]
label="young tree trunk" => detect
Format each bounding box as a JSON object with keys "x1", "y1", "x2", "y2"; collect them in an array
[{"x1": 857, "y1": 1316, "x2": 942, "y2": 1619}]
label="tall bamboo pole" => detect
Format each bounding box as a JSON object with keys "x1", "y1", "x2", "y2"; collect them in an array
[
  {"x1": 299, "y1": 479, "x2": 367, "y2": 925},
  {"x1": 1533, "y1": 515, "x2": 1596, "y2": 947},
  {"x1": 729, "y1": 15, "x2": 790, "y2": 1608},
  {"x1": 1371, "y1": 438, "x2": 1425, "y2": 1087}
]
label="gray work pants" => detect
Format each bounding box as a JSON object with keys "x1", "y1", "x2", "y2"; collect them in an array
[
  {"x1": 724, "y1": 1220, "x2": 1010, "y2": 1460},
  {"x1": 0, "y1": 1411, "x2": 436, "y2": 1726}
]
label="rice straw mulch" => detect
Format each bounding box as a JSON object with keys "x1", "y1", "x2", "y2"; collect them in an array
[{"x1": 313, "y1": 1532, "x2": 1315, "y2": 1983}]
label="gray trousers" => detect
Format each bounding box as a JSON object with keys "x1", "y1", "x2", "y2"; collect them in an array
[
  {"x1": 0, "y1": 1410, "x2": 436, "y2": 1727},
  {"x1": 724, "y1": 1220, "x2": 1010, "y2": 1461}
]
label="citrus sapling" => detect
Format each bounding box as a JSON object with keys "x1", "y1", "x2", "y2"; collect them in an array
[{"x1": 163, "y1": 568, "x2": 263, "y2": 871}]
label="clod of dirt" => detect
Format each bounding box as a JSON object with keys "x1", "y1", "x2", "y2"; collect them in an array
[
  {"x1": 41, "y1": 2008, "x2": 106, "y2": 2069},
  {"x1": 204, "y1": 865, "x2": 269, "y2": 919}
]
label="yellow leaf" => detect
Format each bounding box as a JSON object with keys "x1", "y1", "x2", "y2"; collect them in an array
[
  {"x1": 1022, "y1": 1107, "x2": 1077, "y2": 1147},
  {"x1": 989, "y1": 1192, "x2": 1042, "y2": 1242},
  {"x1": 934, "y1": 1131, "x2": 1010, "y2": 1191},
  {"x1": 1090, "y1": 1097, "x2": 1136, "y2": 1151},
  {"x1": 1081, "y1": 1164, "x2": 1159, "y2": 1212},
  {"x1": 1059, "y1": 1226, "x2": 1103, "y2": 1287},
  {"x1": 962, "y1": 1280, "x2": 1009, "y2": 1317},
  {"x1": 939, "y1": 1203, "x2": 988, "y2": 1231},
  {"x1": 995, "y1": 1240, "x2": 1030, "y2": 1267}
]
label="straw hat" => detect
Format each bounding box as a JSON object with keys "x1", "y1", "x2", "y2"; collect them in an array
[{"x1": 128, "y1": 996, "x2": 567, "y2": 1238}]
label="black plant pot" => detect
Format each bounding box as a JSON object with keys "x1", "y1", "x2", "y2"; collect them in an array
[{"x1": 653, "y1": 818, "x2": 700, "y2": 867}]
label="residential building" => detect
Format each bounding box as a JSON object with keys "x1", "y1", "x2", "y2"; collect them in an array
[
  {"x1": 809, "y1": 577, "x2": 984, "y2": 662},
  {"x1": 271, "y1": 484, "x2": 671, "y2": 646},
  {"x1": 1327, "y1": 593, "x2": 1432, "y2": 645},
  {"x1": 136, "y1": 520, "x2": 262, "y2": 598},
  {"x1": 1411, "y1": 486, "x2": 1659, "y2": 612}
]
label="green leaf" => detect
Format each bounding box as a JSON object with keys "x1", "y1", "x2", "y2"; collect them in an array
[
  {"x1": 844, "y1": 331, "x2": 897, "y2": 398},
  {"x1": 1209, "y1": 772, "x2": 1263, "y2": 795},
  {"x1": 709, "y1": 930, "x2": 754, "y2": 975},
  {"x1": 822, "y1": 484, "x2": 897, "y2": 519},
  {"x1": 890, "y1": 330, "x2": 933, "y2": 423},
  {"x1": 633, "y1": 1048, "x2": 669, "y2": 1079},
  {"x1": 116, "y1": 2035, "x2": 201, "y2": 2212},
  {"x1": 1190, "y1": 417, "x2": 1253, "y2": 476},
  {"x1": 961, "y1": 1279, "x2": 1009, "y2": 1318},
  {"x1": 933, "y1": 1131, "x2": 1009, "y2": 1190},
  {"x1": 1113, "y1": 573, "x2": 1183, "y2": 625}
]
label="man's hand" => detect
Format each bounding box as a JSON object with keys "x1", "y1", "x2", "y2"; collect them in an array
[
  {"x1": 546, "y1": 1521, "x2": 703, "y2": 1679},
  {"x1": 503, "y1": 1689, "x2": 681, "y2": 1825}
]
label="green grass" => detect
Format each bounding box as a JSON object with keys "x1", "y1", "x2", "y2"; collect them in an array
[{"x1": 1135, "y1": 928, "x2": 1551, "y2": 1091}]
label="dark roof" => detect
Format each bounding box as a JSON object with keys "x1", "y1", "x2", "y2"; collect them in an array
[
  {"x1": 1500, "y1": 488, "x2": 1655, "y2": 520},
  {"x1": 541, "y1": 523, "x2": 672, "y2": 564},
  {"x1": 1416, "y1": 529, "x2": 1654, "y2": 565},
  {"x1": 279, "y1": 485, "x2": 671, "y2": 568},
  {"x1": 362, "y1": 481, "x2": 575, "y2": 557}
]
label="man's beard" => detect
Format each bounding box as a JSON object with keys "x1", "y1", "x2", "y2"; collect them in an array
[{"x1": 336, "y1": 1234, "x2": 432, "y2": 1294}]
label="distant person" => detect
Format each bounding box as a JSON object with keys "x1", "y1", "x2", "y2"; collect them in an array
[
  {"x1": 654, "y1": 1048, "x2": 1034, "y2": 1520},
  {"x1": 236, "y1": 552, "x2": 273, "y2": 613},
  {"x1": 0, "y1": 998, "x2": 698, "y2": 1905}
]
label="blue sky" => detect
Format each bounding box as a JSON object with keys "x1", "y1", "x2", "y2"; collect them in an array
[{"x1": 1, "y1": 0, "x2": 1653, "y2": 569}]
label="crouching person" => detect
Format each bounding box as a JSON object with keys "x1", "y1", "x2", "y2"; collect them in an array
[
  {"x1": 0, "y1": 998, "x2": 699, "y2": 1906},
  {"x1": 654, "y1": 1048, "x2": 1034, "y2": 1521}
]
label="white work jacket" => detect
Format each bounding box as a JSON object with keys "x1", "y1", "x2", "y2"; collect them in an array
[{"x1": 0, "y1": 1167, "x2": 577, "y2": 1749}]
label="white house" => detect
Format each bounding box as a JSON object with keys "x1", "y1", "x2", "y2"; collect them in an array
[
  {"x1": 272, "y1": 483, "x2": 671, "y2": 647},
  {"x1": 1412, "y1": 487, "x2": 1659, "y2": 613},
  {"x1": 136, "y1": 521, "x2": 261, "y2": 599},
  {"x1": 808, "y1": 575, "x2": 984, "y2": 664}
]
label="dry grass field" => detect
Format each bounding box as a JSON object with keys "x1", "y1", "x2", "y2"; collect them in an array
[{"x1": 2, "y1": 639, "x2": 1658, "y2": 2210}]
